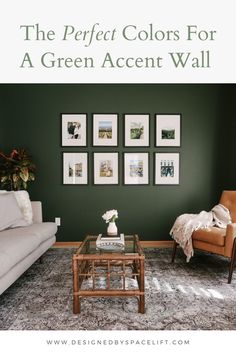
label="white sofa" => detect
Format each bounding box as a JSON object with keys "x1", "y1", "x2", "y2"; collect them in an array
[{"x1": 0, "y1": 201, "x2": 57, "y2": 295}]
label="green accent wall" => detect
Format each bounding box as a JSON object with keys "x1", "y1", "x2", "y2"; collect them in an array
[
  {"x1": 0, "y1": 84, "x2": 235, "y2": 241},
  {"x1": 216, "y1": 85, "x2": 236, "y2": 191},
  {"x1": 0, "y1": 93, "x2": 5, "y2": 148}
]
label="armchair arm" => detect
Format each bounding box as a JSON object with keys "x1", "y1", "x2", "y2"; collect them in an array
[{"x1": 225, "y1": 223, "x2": 236, "y2": 257}]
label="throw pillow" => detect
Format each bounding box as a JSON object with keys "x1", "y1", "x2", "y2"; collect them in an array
[
  {"x1": 0, "y1": 193, "x2": 28, "y2": 231},
  {"x1": 14, "y1": 190, "x2": 33, "y2": 225}
]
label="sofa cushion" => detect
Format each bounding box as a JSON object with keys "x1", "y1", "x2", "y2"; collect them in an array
[
  {"x1": 192, "y1": 226, "x2": 226, "y2": 246},
  {"x1": 0, "y1": 222, "x2": 57, "y2": 278},
  {"x1": 26, "y1": 222, "x2": 57, "y2": 244},
  {"x1": 14, "y1": 191, "x2": 33, "y2": 225},
  {"x1": 0, "y1": 228, "x2": 39, "y2": 277},
  {"x1": 0, "y1": 192, "x2": 28, "y2": 231}
]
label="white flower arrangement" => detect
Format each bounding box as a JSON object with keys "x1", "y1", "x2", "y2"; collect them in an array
[{"x1": 102, "y1": 209, "x2": 118, "y2": 223}]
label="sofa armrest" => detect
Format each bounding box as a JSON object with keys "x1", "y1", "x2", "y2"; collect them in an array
[
  {"x1": 31, "y1": 201, "x2": 43, "y2": 223},
  {"x1": 225, "y1": 223, "x2": 236, "y2": 257}
]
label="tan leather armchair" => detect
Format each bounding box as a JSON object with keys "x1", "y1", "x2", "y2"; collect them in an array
[{"x1": 171, "y1": 190, "x2": 236, "y2": 283}]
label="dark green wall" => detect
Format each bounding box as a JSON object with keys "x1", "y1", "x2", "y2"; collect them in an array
[
  {"x1": 216, "y1": 85, "x2": 236, "y2": 192},
  {"x1": 0, "y1": 84, "x2": 233, "y2": 241},
  {"x1": 0, "y1": 93, "x2": 5, "y2": 148}
]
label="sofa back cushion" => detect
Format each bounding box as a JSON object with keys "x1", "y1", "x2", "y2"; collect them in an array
[{"x1": 0, "y1": 192, "x2": 28, "y2": 231}]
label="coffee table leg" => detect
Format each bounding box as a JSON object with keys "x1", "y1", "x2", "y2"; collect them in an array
[
  {"x1": 73, "y1": 258, "x2": 80, "y2": 314},
  {"x1": 132, "y1": 260, "x2": 136, "y2": 279},
  {"x1": 139, "y1": 295, "x2": 145, "y2": 314},
  {"x1": 139, "y1": 258, "x2": 145, "y2": 314}
]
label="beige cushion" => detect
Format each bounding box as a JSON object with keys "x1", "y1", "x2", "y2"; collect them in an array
[
  {"x1": 27, "y1": 222, "x2": 57, "y2": 243},
  {"x1": 14, "y1": 191, "x2": 33, "y2": 225},
  {"x1": 0, "y1": 193, "x2": 28, "y2": 231},
  {"x1": 192, "y1": 226, "x2": 226, "y2": 246}
]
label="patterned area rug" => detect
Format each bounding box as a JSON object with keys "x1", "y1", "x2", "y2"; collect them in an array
[{"x1": 0, "y1": 248, "x2": 236, "y2": 330}]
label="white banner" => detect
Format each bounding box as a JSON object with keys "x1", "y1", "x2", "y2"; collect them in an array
[
  {"x1": 0, "y1": 0, "x2": 235, "y2": 83},
  {"x1": 0, "y1": 330, "x2": 235, "y2": 354}
]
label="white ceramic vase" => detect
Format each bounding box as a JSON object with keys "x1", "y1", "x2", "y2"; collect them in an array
[{"x1": 107, "y1": 221, "x2": 118, "y2": 235}]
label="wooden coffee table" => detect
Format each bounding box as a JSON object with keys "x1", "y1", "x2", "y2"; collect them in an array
[{"x1": 72, "y1": 234, "x2": 145, "y2": 314}]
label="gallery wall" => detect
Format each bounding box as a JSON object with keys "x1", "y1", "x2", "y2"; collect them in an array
[{"x1": 0, "y1": 84, "x2": 233, "y2": 242}]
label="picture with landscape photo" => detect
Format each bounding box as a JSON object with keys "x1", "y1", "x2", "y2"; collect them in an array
[
  {"x1": 124, "y1": 152, "x2": 149, "y2": 185},
  {"x1": 130, "y1": 122, "x2": 144, "y2": 139},
  {"x1": 100, "y1": 160, "x2": 113, "y2": 177},
  {"x1": 155, "y1": 114, "x2": 181, "y2": 147},
  {"x1": 129, "y1": 160, "x2": 143, "y2": 177},
  {"x1": 161, "y1": 127, "x2": 175, "y2": 140},
  {"x1": 98, "y1": 121, "x2": 112, "y2": 139},
  {"x1": 124, "y1": 114, "x2": 149, "y2": 147},
  {"x1": 93, "y1": 114, "x2": 118, "y2": 146}
]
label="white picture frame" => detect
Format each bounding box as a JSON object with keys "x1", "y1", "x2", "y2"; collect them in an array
[
  {"x1": 63, "y1": 153, "x2": 88, "y2": 185},
  {"x1": 93, "y1": 114, "x2": 118, "y2": 146},
  {"x1": 93, "y1": 152, "x2": 119, "y2": 185},
  {"x1": 155, "y1": 153, "x2": 180, "y2": 185},
  {"x1": 61, "y1": 113, "x2": 87, "y2": 146},
  {"x1": 155, "y1": 114, "x2": 181, "y2": 147},
  {"x1": 124, "y1": 153, "x2": 149, "y2": 185},
  {"x1": 124, "y1": 114, "x2": 150, "y2": 147}
]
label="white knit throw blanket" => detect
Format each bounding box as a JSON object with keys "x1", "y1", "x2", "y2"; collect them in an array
[{"x1": 170, "y1": 204, "x2": 231, "y2": 262}]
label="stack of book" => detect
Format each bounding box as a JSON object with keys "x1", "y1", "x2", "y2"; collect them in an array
[{"x1": 96, "y1": 233, "x2": 125, "y2": 251}]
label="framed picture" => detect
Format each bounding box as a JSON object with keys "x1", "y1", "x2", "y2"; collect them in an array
[
  {"x1": 155, "y1": 114, "x2": 181, "y2": 147},
  {"x1": 124, "y1": 114, "x2": 150, "y2": 147},
  {"x1": 93, "y1": 152, "x2": 119, "y2": 185},
  {"x1": 154, "y1": 153, "x2": 180, "y2": 185},
  {"x1": 124, "y1": 153, "x2": 149, "y2": 185},
  {"x1": 92, "y1": 114, "x2": 118, "y2": 146},
  {"x1": 63, "y1": 153, "x2": 88, "y2": 185},
  {"x1": 61, "y1": 113, "x2": 87, "y2": 146}
]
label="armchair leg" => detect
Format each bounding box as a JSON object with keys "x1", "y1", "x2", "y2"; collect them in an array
[
  {"x1": 228, "y1": 238, "x2": 236, "y2": 284},
  {"x1": 171, "y1": 240, "x2": 178, "y2": 263}
]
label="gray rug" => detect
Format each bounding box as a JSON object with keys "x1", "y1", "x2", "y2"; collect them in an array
[{"x1": 0, "y1": 248, "x2": 236, "y2": 330}]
